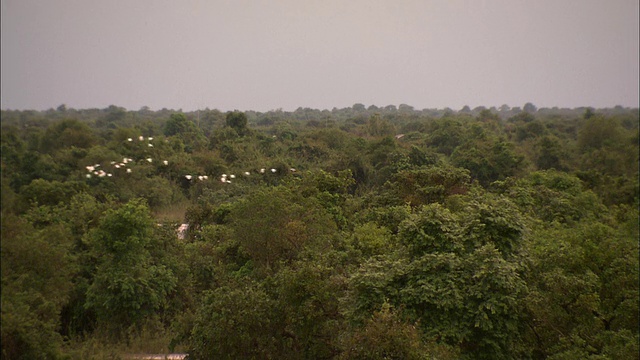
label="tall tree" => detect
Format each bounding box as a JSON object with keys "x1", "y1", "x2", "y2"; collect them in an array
[
  {"x1": 84, "y1": 199, "x2": 177, "y2": 336},
  {"x1": 225, "y1": 110, "x2": 249, "y2": 135}
]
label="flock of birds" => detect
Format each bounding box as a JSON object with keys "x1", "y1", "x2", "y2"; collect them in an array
[{"x1": 83, "y1": 135, "x2": 295, "y2": 183}]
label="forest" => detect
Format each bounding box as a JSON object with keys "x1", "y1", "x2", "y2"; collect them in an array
[{"x1": 1, "y1": 103, "x2": 638, "y2": 359}]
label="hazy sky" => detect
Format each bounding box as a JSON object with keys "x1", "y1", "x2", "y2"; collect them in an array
[{"x1": 1, "y1": 0, "x2": 638, "y2": 112}]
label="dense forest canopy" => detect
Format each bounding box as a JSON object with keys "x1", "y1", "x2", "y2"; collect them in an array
[{"x1": 1, "y1": 103, "x2": 638, "y2": 359}]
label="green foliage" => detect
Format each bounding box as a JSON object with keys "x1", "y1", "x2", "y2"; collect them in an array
[
  {"x1": 505, "y1": 170, "x2": 608, "y2": 224},
  {"x1": 229, "y1": 186, "x2": 337, "y2": 273},
  {"x1": 451, "y1": 139, "x2": 524, "y2": 185},
  {"x1": 385, "y1": 164, "x2": 471, "y2": 206},
  {"x1": 1, "y1": 215, "x2": 75, "y2": 359},
  {"x1": 225, "y1": 110, "x2": 249, "y2": 135},
  {"x1": 164, "y1": 113, "x2": 193, "y2": 136},
  {"x1": 188, "y1": 281, "x2": 286, "y2": 359},
  {"x1": 578, "y1": 114, "x2": 624, "y2": 151},
  {"x1": 516, "y1": 120, "x2": 547, "y2": 141},
  {"x1": 19, "y1": 179, "x2": 88, "y2": 207},
  {"x1": 523, "y1": 102, "x2": 538, "y2": 114},
  {"x1": 359, "y1": 204, "x2": 412, "y2": 235},
  {"x1": 340, "y1": 302, "x2": 458, "y2": 360},
  {"x1": 524, "y1": 220, "x2": 639, "y2": 359},
  {"x1": 351, "y1": 195, "x2": 528, "y2": 359},
  {"x1": 367, "y1": 113, "x2": 396, "y2": 137},
  {"x1": 84, "y1": 199, "x2": 177, "y2": 336},
  {"x1": 347, "y1": 222, "x2": 393, "y2": 259},
  {"x1": 164, "y1": 113, "x2": 207, "y2": 152},
  {"x1": 399, "y1": 203, "x2": 462, "y2": 256},
  {"x1": 534, "y1": 135, "x2": 567, "y2": 170},
  {"x1": 0, "y1": 106, "x2": 637, "y2": 358},
  {"x1": 267, "y1": 260, "x2": 345, "y2": 359},
  {"x1": 426, "y1": 118, "x2": 466, "y2": 156},
  {"x1": 41, "y1": 119, "x2": 96, "y2": 152}
]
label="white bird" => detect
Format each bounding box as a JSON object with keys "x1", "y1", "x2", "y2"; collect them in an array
[
  {"x1": 146, "y1": 158, "x2": 153, "y2": 163},
  {"x1": 290, "y1": 168, "x2": 296, "y2": 172},
  {"x1": 107, "y1": 173, "x2": 113, "y2": 177},
  {"x1": 123, "y1": 158, "x2": 128, "y2": 163},
  {"x1": 139, "y1": 136, "x2": 144, "y2": 141},
  {"x1": 93, "y1": 171, "x2": 99, "y2": 175},
  {"x1": 128, "y1": 158, "x2": 133, "y2": 162},
  {"x1": 148, "y1": 137, "x2": 153, "y2": 141},
  {"x1": 127, "y1": 138, "x2": 133, "y2": 142},
  {"x1": 110, "y1": 161, "x2": 116, "y2": 165},
  {"x1": 86, "y1": 174, "x2": 92, "y2": 178},
  {"x1": 271, "y1": 168, "x2": 277, "y2": 173},
  {"x1": 222, "y1": 173, "x2": 227, "y2": 177},
  {"x1": 94, "y1": 164, "x2": 100, "y2": 168},
  {"x1": 197, "y1": 176, "x2": 203, "y2": 181},
  {"x1": 260, "y1": 168, "x2": 266, "y2": 174},
  {"x1": 115, "y1": 164, "x2": 121, "y2": 168},
  {"x1": 220, "y1": 177, "x2": 226, "y2": 183},
  {"x1": 119, "y1": 163, "x2": 126, "y2": 167},
  {"x1": 163, "y1": 160, "x2": 169, "y2": 165},
  {"x1": 244, "y1": 171, "x2": 250, "y2": 176},
  {"x1": 185, "y1": 175, "x2": 192, "y2": 180},
  {"x1": 229, "y1": 174, "x2": 236, "y2": 179},
  {"x1": 148, "y1": 144, "x2": 154, "y2": 147},
  {"x1": 203, "y1": 175, "x2": 208, "y2": 180},
  {"x1": 86, "y1": 166, "x2": 94, "y2": 172},
  {"x1": 126, "y1": 169, "x2": 132, "y2": 173}
]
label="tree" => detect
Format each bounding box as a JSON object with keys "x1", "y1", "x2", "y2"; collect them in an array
[
  {"x1": 477, "y1": 108, "x2": 499, "y2": 122},
  {"x1": 524, "y1": 221, "x2": 639, "y2": 359},
  {"x1": 509, "y1": 112, "x2": 535, "y2": 124},
  {"x1": 270, "y1": 260, "x2": 344, "y2": 358},
  {"x1": 189, "y1": 281, "x2": 287, "y2": 359},
  {"x1": 515, "y1": 120, "x2": 546, "y2": 141},
  {"x1": 84, "y1": 199, "x2": 177, "y2": 336},
  {"x1": 577, "y1": 114, "x2": 623, "y2": 151},
  {"x1": 534, "y1": 135, "x2": 566, "y2": 170},
  {"x1": 350, "y1": 195, "x2": 528, "y2": 359},
  {"x1": 340, "y1": 302, "x2": 458, "y2": 360},
  {"x1": 523, "y1": 102, "x2": 537, "y2": 114},
  {"x1": 366, "y1": 114, "x2": 395, "y2": 137},
  {"x1": 385, "y1": 165, "x2": 471, "y2": 206},
  {"x1": 398, "y1": 103, "x2": 415, "y2": 112},
  {"x1": 1, "y1": 214, "x2": 75, "y2": 359},
  {"x1": 229, "y1": 187, "x2": 337, "y2": 273},
  {"x1": 19, "y1": 179, "x2": 88, "y2": 207},
  {"x1": 164, "y1": 113, "x2": 207, "y2": 152},
  {"x1": 225, "y1": 110, "x2": 248, "y2": 135},
  {"x1": 426, "y1": 118, "x2": 466, "y2": 156},
  {"x1": 352, "y1": 103, "x2": 366, "y2": 111},
  {"x1": 506, "y1": 169, "x2": 609, "y2": 224},
  {"x1": 499, "y1": 104, "x2": 510, "y2": 112},
  {"x1": 41, "y1": 119, "x2": 96, "y2": 152},
  {"x1": 451, "y1": 139, "x2": 524, "y2": 186},
  {"x1": 164, "y1": 113, "x2": 193, "y2": 136}
]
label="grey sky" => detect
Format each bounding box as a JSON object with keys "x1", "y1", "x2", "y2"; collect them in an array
[{"x1": 1, "y1": 0, "x2": 638, "y2": 112}]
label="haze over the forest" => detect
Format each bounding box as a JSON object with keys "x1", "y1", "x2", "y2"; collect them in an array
[{"x1": 1, "y1": 0, "x2": 638, "y2": 112}]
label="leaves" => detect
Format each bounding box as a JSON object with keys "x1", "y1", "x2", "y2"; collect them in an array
[
  {"x1": 84, "y1": 199, "x2": 178, "y2": 335},
  {"x1": 0, "y1": 106, "x2": 637, "y2": 358}
]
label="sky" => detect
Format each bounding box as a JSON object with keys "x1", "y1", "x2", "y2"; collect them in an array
[{"x1": 1, "y1": 0, "x2": 638, "y2": 112}]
